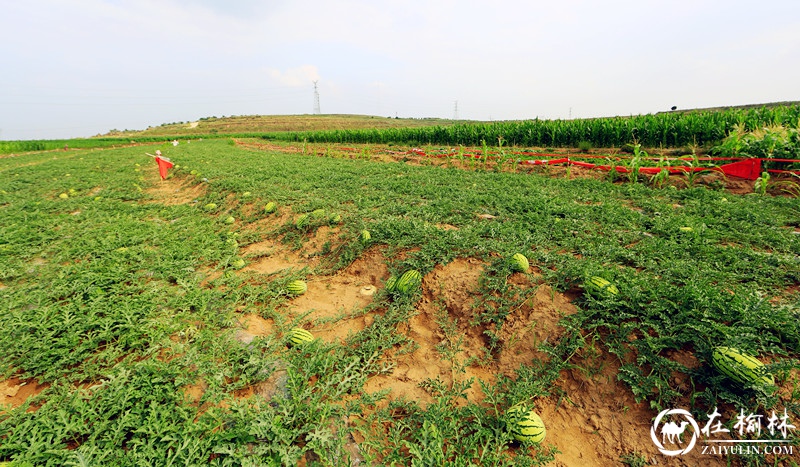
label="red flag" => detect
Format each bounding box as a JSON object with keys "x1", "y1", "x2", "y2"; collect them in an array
[
  {"x1": 718, "y1": 158, "x2": 762, "y2": 180},
  {"x1": 155, "y1": 156, "x2": 174, "y2": 180}
]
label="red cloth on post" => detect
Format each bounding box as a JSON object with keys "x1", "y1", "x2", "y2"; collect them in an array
[{"x1": 155, "y1": 156, "x2": 174, "y2": 180}]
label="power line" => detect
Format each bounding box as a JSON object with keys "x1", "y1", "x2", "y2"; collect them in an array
[{"x1": 313, "y1": 81, "x2": 321, "y2": 114}]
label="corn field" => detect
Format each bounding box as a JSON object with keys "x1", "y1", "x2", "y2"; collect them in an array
[{"x1": 278, "y1": 105, "x2": 800, "y2": 148}]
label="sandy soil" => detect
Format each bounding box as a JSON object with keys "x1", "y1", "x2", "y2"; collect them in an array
[{"x1": 1, "y1": 378, "x2": 48, "y2": 410}]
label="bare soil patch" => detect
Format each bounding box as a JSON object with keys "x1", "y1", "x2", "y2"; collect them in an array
[
  {"x1": 541, "y1": 351, "x2": 730, "y2": 467},
  {"x1": 363, "y1": 261, "x2": 577, "y2": 407},
  {"x1": 283, "y1": 248, "x2": 388, "y2": 342},
  {"x1": 143, "y1": 168, "x2": 206, "y2": 205},
  {"x1": 1, "y1": 377, "x2": 48, "y2": 410},
  {"x1": 243, "y1": 238, "x2": 318, "y2": 274}
]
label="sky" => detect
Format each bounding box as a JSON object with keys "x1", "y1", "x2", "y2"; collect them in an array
[{"x1": 1, "y1": 0, "x2": 799, "y2": 140}]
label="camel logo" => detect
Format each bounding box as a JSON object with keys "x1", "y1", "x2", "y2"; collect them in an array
[{"x1": 650, "y1": 408, "x2": 700, "y2": 456}]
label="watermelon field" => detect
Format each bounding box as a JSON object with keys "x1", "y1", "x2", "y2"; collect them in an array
[{"x1": 1, "y1": 114, "x2": 799, "y2": 466}]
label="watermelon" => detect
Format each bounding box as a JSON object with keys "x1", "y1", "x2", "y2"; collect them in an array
[
  {"x1": 286, "y1": 280, "x2": 307, "y2": 295},
  {"x1": 329, "y1": 213, "x2": 342, "y2": 224},
  {"x1": 58, "y1": 193, "x2": 69, "y2": 199},
  {"x1": 295, "y1": 214, "x2": 310, "y2": 229},
  {"x1": 712, "y1": 346, "x2": 775, "y2": 387},
  {"x1": 264, "y1": 202, "x2": 277, "y2": 214},
  {"x1": 224, "y1": 216, "x2": 235, "y2": 224},
  {"x1": 360, "y1": 230, "x2": 371, "y2": 242},
  {"x1": 203, "y1": 203, "x2": 217, "y2": 211},
  {"x1": 231, "y1": 258, "x2": 245, "y2": 269},
  {"x1": 586, "y1": 276, "x2": 619, "y2": 297},
  {"x1": 510, "y1": 253, "x2": 529, "y2": 272},
  {"x1": 385, "y1": 275, "x2": 397, "y2": 292},
  {"x1": 396, "y1": 270, "x2": 422, "y2": 294},
  {"x1": 311, "y1": 208, "x2": 326, "y2": 219},
  {"x1": 287, "y1": 327, "x2": 314, "y2": 347},
  {"x1": 507, "y1": 405, "x2": 546, "y2": 443}
]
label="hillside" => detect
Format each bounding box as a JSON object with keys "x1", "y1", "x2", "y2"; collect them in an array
[
  {"x1": 657, "y1": 100, "x2": 800, "y2": 115},
  {"x1": 109, "y1": 101, "x2": 800, "y2": 139},
  {"x1": 107, "y1": 114, "x2": 469, "y2": 138}
]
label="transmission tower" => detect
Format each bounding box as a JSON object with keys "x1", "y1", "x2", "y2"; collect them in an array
[
  {"x1": 453, "y1": 100, "x2": 459, "y2": 120},
  {"x1": 313, "y1": 81, "x2": 321, "y2": 115}
]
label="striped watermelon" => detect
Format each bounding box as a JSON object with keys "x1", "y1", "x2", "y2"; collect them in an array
[
  {"x1": 286, "y1": 280, "x2": 307, "y2": 295},
  {"x1": 329, "y1": 213, "x2": 342, "y2": 224},
  {"x1": 712, "y1": 346, "x2": 775, "y2": 387},
  {"x1": 360, "y1": 230, "x2": 371, "y2": 242},
  {"x1": 396, "y1": 270, "x2": 422, "y2": 294},
  {"x1": 264, "y1": 202, "x2": 277, "y2": 214},
  {"x1": 586, "y1": 276, "x2": 619, "y2": 297},
  {"x1": 287, "y1": 327, "x2": 314, "y2": 347},
  {"x1": 510, "y1": 253, "x2": 529, "y2": 272},
  {"x1": 507, "y1": 405, "x2": 546, "y2": 443},
  {"x1": 295, "y1": 214, "x2": 310, "y2": 229},
  {"x1": 385, "y1": 275, "x2": 397, "y2": 293},
  {"x1": 311, "y1": 208, "x2": 326, "y2": 219}
]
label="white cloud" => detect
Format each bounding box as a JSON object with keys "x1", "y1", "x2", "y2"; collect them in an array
[{"x1": 266, "y1": 65, "x2": 321, "y2": 87}]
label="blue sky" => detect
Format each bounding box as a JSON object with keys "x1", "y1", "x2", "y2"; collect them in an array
[{"x1": 1, "y1": 0, "x2": 799, "y2": 140}]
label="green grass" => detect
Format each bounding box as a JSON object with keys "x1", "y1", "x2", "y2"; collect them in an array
[{"x1": 0, "y1": 139, "x2": 798, "y2": 465}]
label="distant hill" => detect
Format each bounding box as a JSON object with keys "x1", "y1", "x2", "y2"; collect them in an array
[{"x1": 103, "y1": 114, "x2": 470, "y2": 138}]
